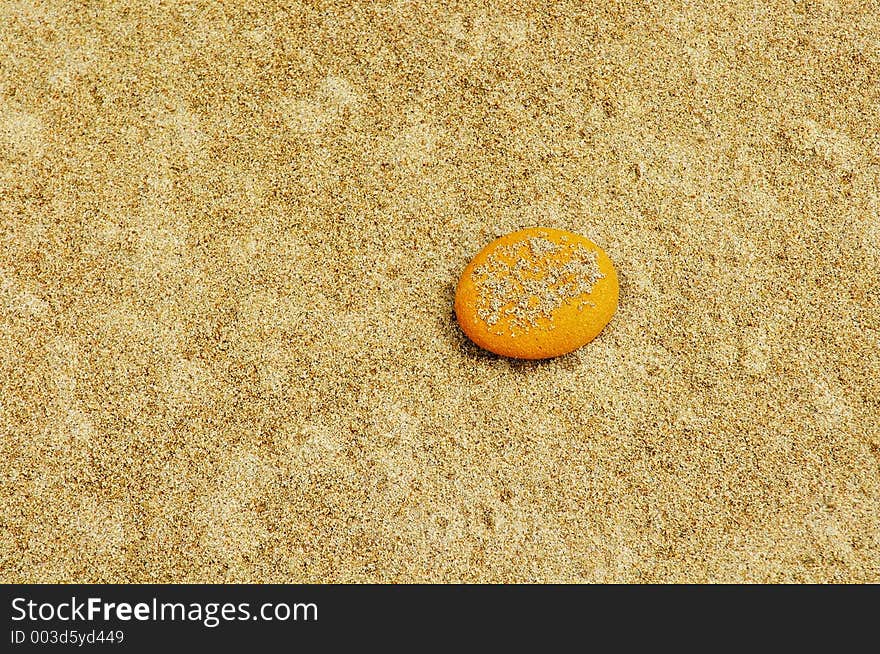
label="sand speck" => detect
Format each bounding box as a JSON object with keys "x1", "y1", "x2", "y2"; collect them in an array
[{"x1": 472, "y1": 236, "x2": 604, "y2": 332}]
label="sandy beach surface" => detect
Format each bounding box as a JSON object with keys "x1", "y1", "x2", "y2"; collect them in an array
[{"x1": 2, "y1": 1, "x2": 879, "y2": 582}]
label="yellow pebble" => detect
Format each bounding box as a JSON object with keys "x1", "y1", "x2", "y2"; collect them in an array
[{"x1": 454, "y1": 227, "x2": 619, "y2": 359}]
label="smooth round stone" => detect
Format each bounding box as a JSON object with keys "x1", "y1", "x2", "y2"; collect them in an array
[{"x1": 454, "y1": 227, "x2": 619, "y2": 359}]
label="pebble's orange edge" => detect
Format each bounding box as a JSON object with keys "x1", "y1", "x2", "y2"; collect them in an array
[{"x1": 454, "y1": 227, "x2": 619, "y2": 359}]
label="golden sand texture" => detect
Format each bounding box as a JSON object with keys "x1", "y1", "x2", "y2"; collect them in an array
[{"x1": 1, "y1": 1, "x2": 879, "y2": 583}]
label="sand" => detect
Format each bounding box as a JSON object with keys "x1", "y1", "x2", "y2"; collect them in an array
[{"x1": 1, "y1": 1, "x2": 878, "y2": 583}]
